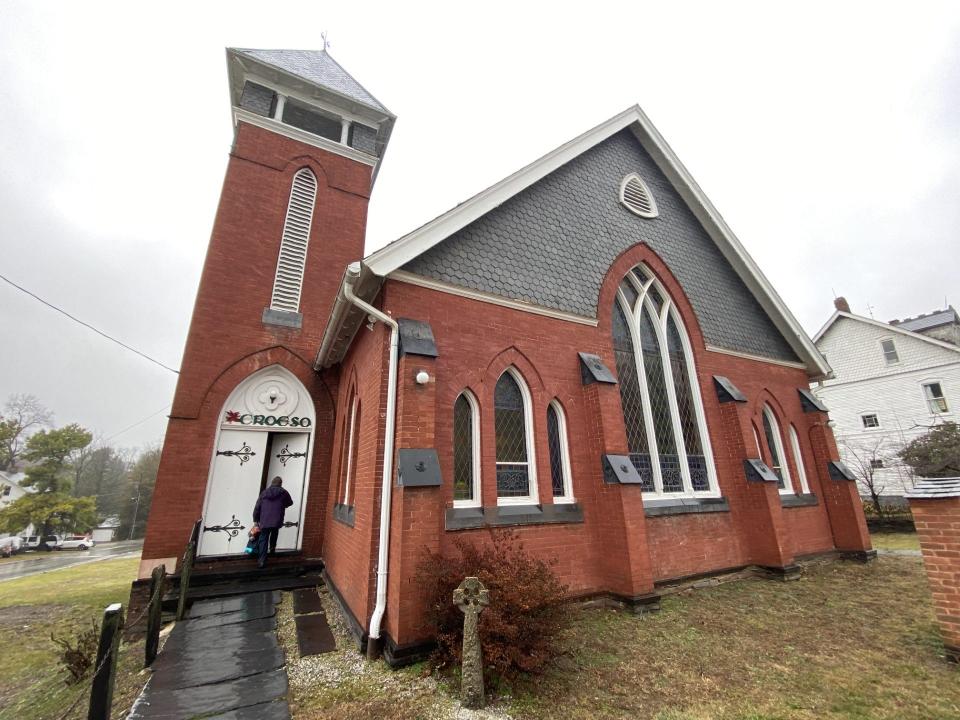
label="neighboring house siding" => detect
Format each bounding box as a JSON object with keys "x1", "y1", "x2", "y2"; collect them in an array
[
  {"x1": 812, "y1": 316, "x2": 960, "y2": 496},
  {"x1": 402, "y1": 129, "x2": 799, "y2": 363}
]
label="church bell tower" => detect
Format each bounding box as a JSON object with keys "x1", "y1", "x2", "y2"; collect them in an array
[{"x1": 138, "y1": 48, "x2": 394, "y2": 577}]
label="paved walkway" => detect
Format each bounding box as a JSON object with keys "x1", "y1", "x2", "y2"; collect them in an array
[
  {"x1": 128, "y1": 591, "x2": 290, "y2": 719},
  {"x1": 0, "y1": 540, "x2": 143, "y2": 582}
]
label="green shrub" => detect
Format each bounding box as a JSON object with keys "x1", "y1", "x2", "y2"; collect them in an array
[{"x1": 416, "y1": 529, "x2": 568, "y2": 683}]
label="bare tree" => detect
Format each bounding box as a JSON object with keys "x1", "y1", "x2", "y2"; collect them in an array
[
  {"x1": 0, "y1": 394, "x2": 53, "y2": 471},
  {"x1": 841, "y1": 436, "x2": 910, "y2": 517}
]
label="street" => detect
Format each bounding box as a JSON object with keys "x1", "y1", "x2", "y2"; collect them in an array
[{"x1": 0, "y1": 539, "x2": 142, "y2": 582}]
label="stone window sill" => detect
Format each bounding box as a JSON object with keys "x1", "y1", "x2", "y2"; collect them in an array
[
  {"x1": 333, "y1": 503, "x2": 355, "y2": 527},
  {"x1": 262, "y1": 307, "x2": 303, "y2": 329},
  {"x1": 445, "y1": 503, "x2": 584, "y2": 531},
  {"x1": 780, "y1": 493, "x2": 818, "y2": 508},
  {"x1": 643, "y1": 496, "x2": 730, "y2": 517}
]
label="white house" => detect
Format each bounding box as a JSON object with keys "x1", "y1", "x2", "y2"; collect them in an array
[
  {"x1": 0, "y1": 471, "x2": 29, "y2": 510},
  {"x1": 811, "y1": 299, "x2": 960, "y2": 501}
]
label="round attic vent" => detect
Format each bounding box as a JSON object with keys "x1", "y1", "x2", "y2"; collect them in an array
[{"x1": 619, "y1": 173, "x2": 658, "y2": 218}]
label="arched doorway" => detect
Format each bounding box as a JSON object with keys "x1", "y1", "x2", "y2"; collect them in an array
[{"x1": 198, "y1": 365, "x2": 316, "y2": 557}]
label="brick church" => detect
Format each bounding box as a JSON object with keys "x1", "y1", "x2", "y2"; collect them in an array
[{"x1": 139, "y1": 47, "x2": 874, "y2": 664}]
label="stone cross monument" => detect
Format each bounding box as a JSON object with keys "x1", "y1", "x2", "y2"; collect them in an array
[{"x1": 453, "y1": 576, "x2": 490, "y2": 709}]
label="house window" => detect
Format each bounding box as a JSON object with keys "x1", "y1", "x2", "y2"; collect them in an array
[
  {"x1": 452, "y1": 391, "x2": 480, "y2": 507},
  {"x1": 762, "y1": 405, "x2": 794, "y2": 494},
  {"x1": 880, "y1": 338, "x2": 899, "y2": 365},
  {"x1": 270, "y1": 168, "x2": 317, "y2": 314},
  {"x1": 861, "y1": 413, "x2": 880, "y2": 429},
  {"x1": 787, "y1": 425, "x2": 811, "y2": 494},
  {"x1": 612, "y1": 263, "x2": 718, "y2": 497},
  {"x1": 494, "y1": 369, "x2": 538, "y2": 505},
  {"x1": 870, "y1": 459, "x2": 884, "y2": 469},
  {"x1": 923, "y1": 382, "x2": 949, "y2": 413},
  {"x1": 547, "y1": 400, "x2": 574, "y2": 503}
]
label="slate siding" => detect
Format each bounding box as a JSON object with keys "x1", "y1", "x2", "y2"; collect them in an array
[{"x1": 402, "y1": 129, "x2": 799, "y2": 363}]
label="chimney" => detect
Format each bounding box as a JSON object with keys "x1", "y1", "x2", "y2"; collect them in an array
[{"x1": 834, "y1": 296, "x2": 851, "y2": 313}]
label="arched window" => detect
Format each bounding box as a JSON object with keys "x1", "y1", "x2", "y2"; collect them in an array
[
  {"x1": 612, "y1": 263, "x2": 718, "y2": 497},
  {"x1": 788, "y1": 424, "x2": 810, "y2": 494},
  {"x1": 453, "y1": 391, "x2": 480, "y2": 507},
  {"x1": 761, "y1": 405, "x2": 793, "y2": 494},
  {"x1": 547, "y1": 400, "x2": 574, "y2": 503},
  {"x1": 341, "y1": 393, "x2": 359, "y2": 505},
  {"x1": 270, "y1": 168, "x2": 317, "y2": 313},
  {"x1": 494, "y1": 368, "x2": 538, "y2": 505}
]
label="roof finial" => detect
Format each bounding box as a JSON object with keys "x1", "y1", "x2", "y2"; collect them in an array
[{"x1": 321, "y1": 31, "x2": 331, "y2": 51}]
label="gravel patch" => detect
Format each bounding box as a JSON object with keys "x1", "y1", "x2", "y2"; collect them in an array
[{"x1": 277, "y1": 586, "x2": 513, "y2": 720}]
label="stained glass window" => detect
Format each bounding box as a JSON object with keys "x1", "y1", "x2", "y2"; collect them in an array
[
  {"x1": 612, "y1": 264, "x2": 716, "y2": 496},
  {"x1": 612, "y1": 301, "x2": 654, "y2": 490},
  {"x1": 762, "y1": 407, "x2": 789, "y2": 491},
  {"x1": 547, "y1": 403, "x2": 571, "y2": 499},
  {"x1": 453, "y1": 393, "x2": 476, "y2": 502},
  {"x1": 495, "y1": 371, "x2": 531, "y2": 498}
]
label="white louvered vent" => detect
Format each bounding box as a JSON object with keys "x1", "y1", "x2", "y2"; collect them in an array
[
  {"x1": 270, "y1": 168, "x2": 318, "y2": 313},
  {"x1": 619, "y1": 173, "x2": 658, "y2": 218}
]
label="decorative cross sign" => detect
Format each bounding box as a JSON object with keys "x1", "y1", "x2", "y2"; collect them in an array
[{"x1": 453, "y1": 576, "x2": 490, "y2": 709}]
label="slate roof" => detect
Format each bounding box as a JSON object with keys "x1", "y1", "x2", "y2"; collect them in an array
[
  {"x1": 233, "y1": 48, "x2": 389, "y2": 114},
  {"x1": 401, "y1": 129, "x2": 800, "y2": 363},
  {"x1": 890, "y1": 306, "x2": 958, "y2": 333}
]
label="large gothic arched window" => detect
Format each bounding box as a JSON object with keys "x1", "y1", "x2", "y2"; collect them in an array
[
  {"x1": 612, "y1": 264, "x2": 718, "y2": 497},
  {"x1": 494, "y1": 368, "x2": 538, "y2": 505}
]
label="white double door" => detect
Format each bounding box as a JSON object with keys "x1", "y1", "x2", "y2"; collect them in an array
[{"x1": 198, "y1": 429, "x2": 310, "y2": 557}]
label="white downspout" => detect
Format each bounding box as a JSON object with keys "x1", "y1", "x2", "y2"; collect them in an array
[{"x1": 341, "y1": 262, "x2": 399, "y2": 659}]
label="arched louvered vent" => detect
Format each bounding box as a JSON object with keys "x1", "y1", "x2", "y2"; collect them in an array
[
  {"x1": 270, "y1": 168, "x2": 318, "y2": 313},
  {"x1": 619, "y1": 173, "x2": 658, "y2": 218}
]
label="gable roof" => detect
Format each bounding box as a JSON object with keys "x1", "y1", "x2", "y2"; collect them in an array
[
  {"x1": 320, "y1": 106, "x2": 830, "y2": 377},
  {"x1": 232, "y1": 48, "x2": 389, "y2": 114},
  {"x1": 814, "y1": 310, "x2": 960, "y2": 354}
]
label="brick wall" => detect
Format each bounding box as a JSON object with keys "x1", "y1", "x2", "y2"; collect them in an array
[
  {"x1": 139, "y1": 121, "x2": 371, "y2": 575},
  {"x1": 356, "y1": 242, "x2": 872, "y2": 649},
  {"x1": 908, "y1": 496, "x2": 960, "y2": 662}
]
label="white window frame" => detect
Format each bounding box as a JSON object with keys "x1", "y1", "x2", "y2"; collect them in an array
[
  {"x1": 547, "y1": 400, "x2": 575, "y2": 504},
  {"x1": 860, "y1": 413, "x2": 881, "y2": 429},
  {"x1": 342, "y1": 393, "x2": 359, "y2": 505},
  {"x1": 879, "y1": 337, "x2": 900, "y2": 365},
  {"x1": 495, "y1": 367, "x2": 539, "y2": 507},
  {"x1": 452, "y1": 390, "x2": 482, "y2": 509},
  {"x1": 787, "y1": 424, "x2": 811, "y2": 494},
  {"x1": 762, "y1": 404, "x2": 794, "y2": 495},
  {"x1": 615, "y1": 265, "x2": 720, "y2": 499},
  {"x1": 922, "y1": 381, "x2": 949, "y2": 414}
]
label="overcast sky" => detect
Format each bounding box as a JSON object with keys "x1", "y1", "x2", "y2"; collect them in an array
[{"x1": 1, "y1": 1, "x2": 958, "y2": 450}]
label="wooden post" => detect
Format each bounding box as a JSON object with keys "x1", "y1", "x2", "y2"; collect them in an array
[
  {"x1": 176, "y1": 519, "x2": 201, "y2": 621},
  {"x1": 144, "y1": 564, "x2": 166, "y2": 667},
  {"x1": 87, "y1": 603, "x2": 124, "y2": 720}
]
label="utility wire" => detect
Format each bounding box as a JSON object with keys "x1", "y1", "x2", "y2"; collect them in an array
[
  {"x1": 0, "y1": 272, "x2": 179, "y2": 375},
  {"x1": 101, "y1": 404, "x2": 172, "y2": 444}
]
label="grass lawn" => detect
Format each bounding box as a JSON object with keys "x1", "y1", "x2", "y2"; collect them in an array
[
  {"x1": 870, "y1": 531, "x2": 921, "y2": 551},
  {"x1": 0, "y1": 557, "x2": 145, "y2": 720},
  {"x1": 285, "y1": 556, "x2": 958, "y2": 720}
]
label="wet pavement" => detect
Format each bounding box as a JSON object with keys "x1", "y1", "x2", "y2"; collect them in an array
[
  {"x1": 129, "y1": 591, "x2": 291, "y2": 719},
  {"x1": 0, "y1": 540, "x2": 142, "y2": 581}
]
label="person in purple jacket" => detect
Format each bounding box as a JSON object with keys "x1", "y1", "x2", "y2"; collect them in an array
[{"x1": 252, "y1": 476, "x2": 293, "y2": 568}]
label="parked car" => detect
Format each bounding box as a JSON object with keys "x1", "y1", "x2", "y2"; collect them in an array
[
  {"x1": 21, "y1": 535, "x2": 61, "y2": 551},
  {"x1": 0, "y1": 536, "x2": 17, "y2": 557},
  {"x1": 0, "y1": 536, "x2": 23, "y2": 555},
  {"x1": 59, "y1": 535, "x2": 94, "y2": 551}
]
